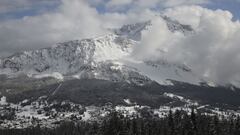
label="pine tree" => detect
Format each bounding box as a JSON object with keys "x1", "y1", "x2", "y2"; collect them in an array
[
  {"x1": 190, "y1": 108, "x2": 198, "y2": 135},
  {"x1": 168, "y1": 110, "x2": 175, "y2": 135},
  {"x1": 234, "y1": 116, "x2": 240, "y2": 135}
]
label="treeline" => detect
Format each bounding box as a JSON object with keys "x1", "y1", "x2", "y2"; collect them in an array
[{"x1": 1, "y1": 109, "x2": 240, "y2": 135}]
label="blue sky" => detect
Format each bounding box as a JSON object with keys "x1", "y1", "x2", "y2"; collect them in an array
[{"x1": 205, "y1": 0, "x2": 240, "y2": 20}]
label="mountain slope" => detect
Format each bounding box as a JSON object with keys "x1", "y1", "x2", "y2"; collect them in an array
[
  {"x1": 0, "y1": 35, "x2": 131, "y2": 75},
  {"x1": 0, "y1": 16, "x2": 201, "y2": 86}
]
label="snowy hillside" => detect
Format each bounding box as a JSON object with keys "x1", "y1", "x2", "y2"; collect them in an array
[{"x1": 0, "y1": 16, "x2": 204, "y2": 86}]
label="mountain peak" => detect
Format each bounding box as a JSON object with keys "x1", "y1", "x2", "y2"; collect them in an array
[
  {"x1": 0, "y1": 17, "x2": 201, "y2": 86},
  {"x1": 161, "y1": 15, "x2": 194, "y2": 35},
  {"x1": 112, "y1": 15, "x2": 194, "y2": 42},
  {"x1": 113, "y1": 21, "x2": 152, "y2": 41}
]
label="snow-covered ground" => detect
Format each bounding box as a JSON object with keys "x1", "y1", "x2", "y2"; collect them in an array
[
  {"x1": 121, "y1": 58, "x2": 202, "y2": 86},
  {"x1": 0, "y1": 96, "x2": 239, "y2": 129}
]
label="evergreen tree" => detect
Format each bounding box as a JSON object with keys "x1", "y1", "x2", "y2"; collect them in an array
[
  {"x1": 0, "y1": 110, "x2": 239, "y2": 135},
  {"x1": 168, "y1": 110, "x2": 175, "y2": 135}
]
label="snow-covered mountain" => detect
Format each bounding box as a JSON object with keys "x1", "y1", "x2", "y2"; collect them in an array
[
  {"x1": 0, "y1": 34, "x2": 131, "y2": 73},
  {"x1": 0, "y1": 16, "x2": 202, "y2": 86},
  {"x1": 0, "y1": 34, "x2": 154, "y2": 85}
]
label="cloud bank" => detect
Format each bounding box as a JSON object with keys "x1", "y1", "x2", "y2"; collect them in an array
[
  {"x1": 166, "y1": 6, "x2": 240, "y2": 86},
  {"x1": 105, "y1": 0, "x2": 209, "y2": 11},
  {"x1": 134, "y1": 6, "x2": 240, "y2": 86},
  {"x1": 0, "y1": 0, "x2": 108, "y2": 56},
  {"x1": 0, "y1": 0, "x2": 159, "y2": 57},
  {"x1": 0, "y1": 0, "x2": 60, "y2": 14}
]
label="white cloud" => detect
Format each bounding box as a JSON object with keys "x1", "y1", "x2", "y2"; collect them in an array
[
  {"x1": 0, "y1": 0, "x2": 159, "y2": 57},
  {"x1": 134, "y1": 5, "x2": 240, "y2": 86},
  {"x1": 162, "y1": 0, "x2": 209, "y2": 7},
  {"x1": 0, "y1": 0, "x2": 108, "y2": 56},
  {"x1": 133, "y1": 17, "x2": 183, "y2": 60},
  {"x1": 100, "y1": 9, "x2": 156, "y2": 28},
  {"x1": 107, "y1": 0, "x2": 133, "y2": 7},
  {"x1": 105, "y1": 0, "x2": 134, "y2": 11},
  {"x1": 88, "y1": 0, "x2": 107, "y2": 7},
  {"x1": 0, "y1": 0, "x2": 60, "y2": 14},
  {"x1": 105, "y1": 0, "x2": 209, "y2": 11}
]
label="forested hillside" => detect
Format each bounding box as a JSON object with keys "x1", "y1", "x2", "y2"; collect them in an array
[{"x1": 1, "y1": 109, "x2": 240, "y2": 135}]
